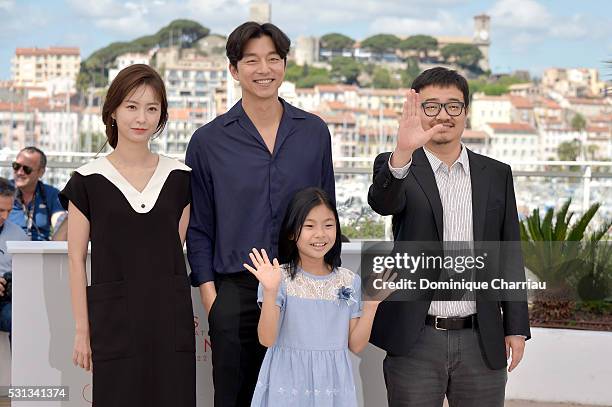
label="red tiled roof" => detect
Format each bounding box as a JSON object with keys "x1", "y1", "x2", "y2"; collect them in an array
[
  {"x1": 169, "y1": 108, "x2": 207, "y2": 121},
  {"x1": 358, "y1": 88, "x2": 410, "y2": 96},
  {"x1": 473, "y1": 94, "x2": 510, "y2": 102},
  {"x1": 315, "y1": 84, "x2": 358, "y2": 93},
  {"x1": 323, "y1": 101, "x2": 350, "y2": 110},
  {"x1": 542, "y1": 99, "x2": 561, "y2": 109},
  {"x1": 487, "y1": 122, "x2": 537, "y2": 134},
  {"x1": 590, "y1": 114, "x2": 612, "y2": 123},
  {"x1": 462, "y1": 130, "x2": 487, "y2": 140},
  {"x1": 586, "y1": 126, "x2": 609, "y2": 134},
  {"x1": 538, "y1": 117, "x2": 563, "y2": 124},
  {"x1": 358, "y1": 127, "x2": 398, "y2": 136},
  {"x1": 15, "y1": 47, "x2": 80, "y2": 56},
  {"x1": 366, "y1": 108, "x2": 398, "y2": 118},
  {"x1": 567, "y1": 97, "x2": 608, "y2": 106},
  {"x1": 311, "y1": 111, "x2": 356, "y2": 125},
  {"x1": 0, "y1": 100, "x2": 80, "y2": 113},
  {"x1": 510, "y1": 95, "x2": 534, "y2": 109}
]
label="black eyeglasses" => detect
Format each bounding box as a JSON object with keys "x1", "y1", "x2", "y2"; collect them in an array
[
  {"x1": 12, "y1": 162, "x2": 34, "y2": 175},
  {"x1": 421, "y1": 102, "x2": 465, "y2": 117}
]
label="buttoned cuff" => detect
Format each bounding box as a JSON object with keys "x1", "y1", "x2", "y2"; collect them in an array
[{"x1": 388, "y1": 153, "x2": 411, "y2": 179}]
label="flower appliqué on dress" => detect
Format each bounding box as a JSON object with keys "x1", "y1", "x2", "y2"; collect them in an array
[{"x1": 337, "y1": 286, "x2": 357, "y2": 306}]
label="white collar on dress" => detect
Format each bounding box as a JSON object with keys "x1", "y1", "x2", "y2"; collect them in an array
[{"x1": 74, "y1": 155, "x2": 191, "y2": 214}]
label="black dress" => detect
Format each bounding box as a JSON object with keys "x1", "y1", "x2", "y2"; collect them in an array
[{"x1": 60, "y1": 155, "x2": 196, "y2": 407}]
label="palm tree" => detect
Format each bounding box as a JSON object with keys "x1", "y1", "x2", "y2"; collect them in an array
[{"x1": 520, "y1": 199, "x2": 611, "y2": 320}]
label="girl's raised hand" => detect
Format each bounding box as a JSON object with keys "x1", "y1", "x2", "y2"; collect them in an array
[
  {"x1": 244, "y1": 248, "x2": 282, "y2": 292},
  {"x1": 365, "y1": 268, "x2": 398, "y2": 305}
]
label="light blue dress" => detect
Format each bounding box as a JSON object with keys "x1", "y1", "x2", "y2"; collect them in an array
[{"x1": 251, "y1": 266, "x2": 362, "y2": 407}]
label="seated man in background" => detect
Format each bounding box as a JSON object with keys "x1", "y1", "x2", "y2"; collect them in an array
[
  {"x1": 0, "y1": 177, "x2": 29, "y2": 344},
  {"x1": 9, "y1": 146, "x2": 65, "y2": 241}
]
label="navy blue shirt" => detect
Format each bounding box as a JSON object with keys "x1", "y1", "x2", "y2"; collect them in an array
[
  {"x1": 186, "y1": 98, "x2": 336, "y2": 286},
  {"x1": 8, "y1": 181, "x2": 64, "y2": 241}
]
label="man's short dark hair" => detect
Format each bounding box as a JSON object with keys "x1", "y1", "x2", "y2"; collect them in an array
[
  {"x1": 0, "y1": 177, "x2": 15, "y2": 198},
  {"x1": 411, "y1": 67, "x2": 470, "y2": 109},
  {"x1": 226, "y1": 21, "x2": 291, "y2": 68},
  {"x1": 19, "y1": 146, "x2": 47, "y2": 169}
]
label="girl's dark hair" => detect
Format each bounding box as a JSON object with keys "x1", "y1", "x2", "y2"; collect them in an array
[
  {"x1": 278, "y1": 187, "x2": 342, "y2": 279},
  {"x1": 226, "y1": 21, "x2": 290, "y2": 68},
  {"x1": 101, "y1": 64, "x2": 168, "y2": 149}
]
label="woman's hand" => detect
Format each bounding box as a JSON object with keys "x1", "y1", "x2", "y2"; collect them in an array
[
  {"x1": 73, "y1": 329, "x2": 93, "y2": 372},
  {"x1": 244, "y1": 248, "x2": 281, "y2": 293}
]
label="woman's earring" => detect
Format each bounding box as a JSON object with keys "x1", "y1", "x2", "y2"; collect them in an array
[{"x1": 111, "y1": 119, "x2": 116, "y2": 127}]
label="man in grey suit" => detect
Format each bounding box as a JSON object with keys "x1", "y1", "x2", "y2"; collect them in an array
[{"x1": 368, "y1": 67, "x2": 530, "y2": 407}]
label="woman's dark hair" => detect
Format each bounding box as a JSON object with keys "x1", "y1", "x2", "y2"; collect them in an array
[
  {"x1": 101, "y1": 64, "x2": 168, "y2": 149},
  {"x1": 278, "y1": 187, "x2": 342, "y2": 279},
  {"x1": 411, "y1": 67, "x2": 470, "y2": 110},
  {"x1": 226, "y1": 21, "x2": 291, "y2": 68}
]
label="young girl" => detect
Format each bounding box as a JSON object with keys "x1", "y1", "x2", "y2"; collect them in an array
[
  {"x1": 60, "y1": 64, "x2": 195, "y2": 406},
  {"x1": 245, "y1": 187, "x2": 394, "y2": 407}
]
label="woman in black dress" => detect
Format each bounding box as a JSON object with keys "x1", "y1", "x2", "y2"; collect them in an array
[{"x1": 60, "y1": 64, "x2": 196, "y2": 406}]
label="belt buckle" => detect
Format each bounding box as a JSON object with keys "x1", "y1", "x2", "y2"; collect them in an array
[{"x1": 434, "y1": 316, "x2": 448, "y2": 331}]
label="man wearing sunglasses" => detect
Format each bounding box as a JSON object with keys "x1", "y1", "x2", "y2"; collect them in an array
[
  {"x1": 368, "y1": 67, "x2": 530, "y2": 406},
  {"x1": 9, "y1": 147, "x2": 64, "y2": 241}
]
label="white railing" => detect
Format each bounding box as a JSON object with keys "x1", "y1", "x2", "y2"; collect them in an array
[{"x1": 1, "y1": 152, "x2": 610, "y2": 239}]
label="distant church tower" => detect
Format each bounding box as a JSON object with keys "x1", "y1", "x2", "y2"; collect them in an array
[
  {"x1": 250, "y1": 1, "x2": 271, "y2": 23},
  {"x1": 473, "y1": 14, "x2": 491, "y2": 72}
]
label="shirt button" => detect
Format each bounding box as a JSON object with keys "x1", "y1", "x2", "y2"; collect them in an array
[{"x1": 141, "y1": 204, "x2": 146, "y2": 208}]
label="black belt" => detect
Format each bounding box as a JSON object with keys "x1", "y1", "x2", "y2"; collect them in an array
[{"x1": 425, "y1": 314, "x2": 477, "y2": 330}]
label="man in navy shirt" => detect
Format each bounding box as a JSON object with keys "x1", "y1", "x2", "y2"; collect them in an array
[
  {"x1": 9, "y1": 147, "x2": 64, "y2": 241},
  {"x1": 186, "y1": 22, "x2": 335, "y2": 406}
]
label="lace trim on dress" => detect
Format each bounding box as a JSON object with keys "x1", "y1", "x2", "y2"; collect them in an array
[{"x1": 284, "y1": 267, "x2": 355, "y2": 301}]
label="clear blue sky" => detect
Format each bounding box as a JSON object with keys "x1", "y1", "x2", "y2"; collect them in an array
[{"x1": 1, "y1": 0, "x2": 610, "y2": 80}]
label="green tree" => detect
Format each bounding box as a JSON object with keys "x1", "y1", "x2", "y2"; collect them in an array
[
  {"x1": 468, "y1": 75, "x2": 529, "y2": 97},
  {"x1": 363, "y1": 63, "x2": 376, "y2": 75},
  {"x1": 330, "y1": 57, "x2": 362, "y2": 84},
  {"x1": 156, "y1": 19, "x2": 210, "y2": 47},
  {"x1": 372, "y1": 67, "x2": 399, "y2": 89},
  {"x1": 343, "y1": 219, "x2": 385, "y2": 239},
  {"x1": 586, "y1": 145, "x2": 599, "y2": 160},
  {"x1": 558, "y1": 140, "x2": 582, "y2": 161},
  {"x1": 320, "y1": 33, "x2": 355, "y2": 50},
  {"x1": 440, "y1": 43, "x2": 483, "y2": 68},
  {"x1": 285, "y1": 61, "x2": 305, "y2": 83},
  {"x1": 284, "y1": 62, "x2": 333, "y2": 87},
  {"x1": 79, "y1": 19, "x2": 210, "y2": 90},
  {"x1": 400, "y1": 57, "x2": 421, "y2": 87},
  {"x1": 296, "y1": 73, "x2": 333, "y2": 88},
  {"x1": 399, "y1": 35, "x2": 438, "y2": 58},
  {"x1": 360, "y1": 34, "x2": 401, "y2": 54},
  {"x1": 571, "y1": 113, "x2": 587, "y2": 132},
  {"x1": 496, "y1": 75, "x2": 529, "y2": 87}
]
